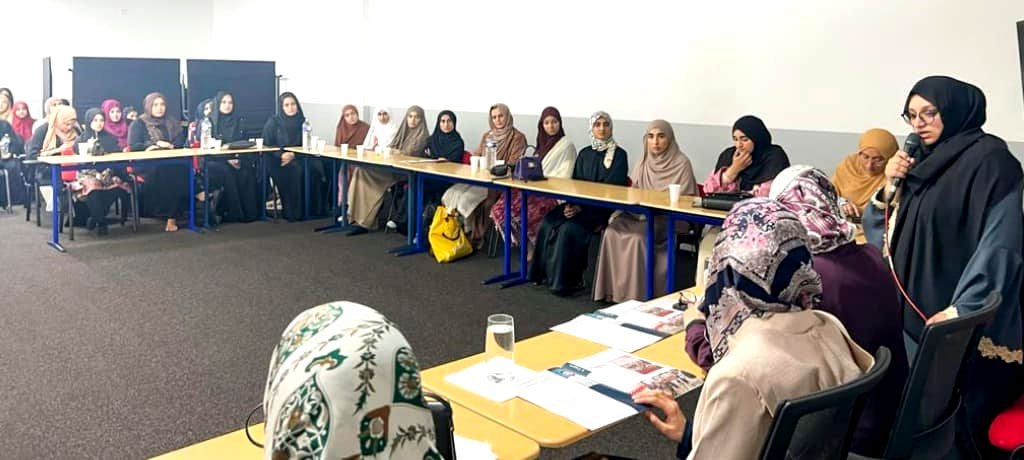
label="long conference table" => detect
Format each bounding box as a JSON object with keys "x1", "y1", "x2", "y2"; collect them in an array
[
  {"x1": 286, "y1": 146, "x2": 728, "y2": 299},
  {"x1": 35, "y1": 146, "x2": 279, "y2": 252}
]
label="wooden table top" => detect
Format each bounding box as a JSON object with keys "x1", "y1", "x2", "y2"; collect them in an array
[
  {"x1": 633, "y1": 189, "x2": 729, "y2": 221},
  {"x1": 150, "y1": 402, "x2": 539, "y2": 460},
  {"x1": 391, "y1": 159, "x2": 497, "y2": 183},
  {"x1": 35, "y1": 147, "x2": 278, "y2": 165},
  {"x1": 420, "y1": 287, "x2": 705, "y2": 448},
  {"x1": 494, "y1": 177, "x2": 640, "y2": 206}
]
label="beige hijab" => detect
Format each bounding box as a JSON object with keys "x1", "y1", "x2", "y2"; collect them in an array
[
  {"x1": 477, "y1": 103, "x2": 526, "y2": 163},
  {"x1": 630, "y1": 119, "x2": 696, "y2": 194},
  {"x1": 41, "y1": 106, "x2": 79, "y2": 154},
  {"x1": 832, "y1": 128, "x2": 899, "y2": 210},
  {"x1": 388, "y1": 105, "x2": 430, "y2": 156}
]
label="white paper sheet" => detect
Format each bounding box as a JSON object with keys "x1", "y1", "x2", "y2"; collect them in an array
[
  {"x1": 444, "y1": 360, "x2": 538, "y2": 402},
  {"x1": 550, "y1": 314, "x2": 662, "y2": 351},
  {"x1": 454, "y1": 435, "x2": 497, "y2": 460},
  {"x1": 516, "y1": 371, "x2": 637, "y2": 431}
]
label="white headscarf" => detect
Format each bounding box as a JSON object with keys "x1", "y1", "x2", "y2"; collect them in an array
[
  {"x1": 363, "y1": 107, "x2": 399, "y2": 149},
  {"x1": 589, "y1": 111, "x2": 617, "y2": 168},
  {"x1": 263, "y1": 302, "x2": 441, "y2": 460}
]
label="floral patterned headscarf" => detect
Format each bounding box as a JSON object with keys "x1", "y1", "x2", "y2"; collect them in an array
[
  {"x1": 769, "y1": 165, "x2": 857, "y2": 254},
  {"x1": 264, "y1": 302, "x2": 441, "y2": 459},
  {"x1": 700, "y1": 199, "x2": 823, "y2": 362}
]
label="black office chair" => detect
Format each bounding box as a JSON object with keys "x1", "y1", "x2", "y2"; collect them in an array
[
  {"x1": 759, "y1": 346, "x2": 892, "y2": 460},
  {"x1": 849, "y1": 292, "x2": 1001, "y2": 460},
  {"x1": 424, "y1": 391, "x2": 456, "y2": 460}
]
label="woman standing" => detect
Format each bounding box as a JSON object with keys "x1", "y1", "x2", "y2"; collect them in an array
[
  {"x1": 863, "y1": 76, "x2": 1024, "y2": 459},
  {"x1": 529, "y1": 111, "x2": 628, "y2": 296},
  {"x1": 261, "y1": 92, "x2": 306, "y2": 222},
  {"x1": 593, "y1": 120, "x2": 696, "y2": 303},
  {"x1": 702, "y1": 115, "x2": 789, "y2": 196},
  {"x1": 128, "y1": 92, "x2": 187, "y2": 232}
]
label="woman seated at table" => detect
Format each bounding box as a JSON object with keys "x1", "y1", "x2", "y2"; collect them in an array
[
  {"x1": 345, "y1": 105, "x2": 428, "y2": 235},
  {"x1": 831, "y1": 128, "x2": 899, "y2": 220},
  {"x1": 11, "y1": 101, "x2": 35, "y2": 146},
  {"x1": 187, "y1": 98, "x2": 212, "y2": 146},
  {"x1": 0, "y1": 90, "x2": 11, "y2": 123},
  {"x1": 261, "y1": 92, "x2": 305, "y2": 222},
  {"x1": 638, "y1": 199, "x2": 873, "y2": 459},
  {"x1": 764, "y1": 165, "x2": 907, "y2": 455},
  {"x1": 0, "y1": 118, "x2": 26, "y2": 206},
  {"x1": 70, "y1": 108, "x2": 130, "y2": 235},
  {"x1": 33, "y1": 97, "x2": 68, "y2": 133},
  {"x1": 209, "y1": 91, "x2": 259, "y2": 223},
  {"x1": 442, "y1": 103, "x2": 526, "y2": 247},
  {"x1": 263, "y1": 301, "x2": 442, "y2": 459},
  {"x1": 422, "y1": 110, "x2": 465, "y2": 203},
  {"x1": 489, "y1": 106, "x2": 576, "y2": 260},
  {"x1": 529, "y1": 111, "x2": 627, "y2": 296},
  {"x1": 334, "y1": 104, "x2": 370, "y2": 210},
  {"x1": 702, "y1": 115, "x2": 790, "y2": 197},
  {"x1": 593, "y1": 120, "x2": 696, "y2": 303},
  {"x1": 129, "y1": 92, "x2": 187, "y2": 232},
  {"x1": 362, "y1": 106, "x2": 398, "y2": 149},
  {"x1": 26, "y1": 105, "x2": 79, "y2": 213},
  {"x1": 101, "y1": 99, "x2": 129, "y2": 150}
]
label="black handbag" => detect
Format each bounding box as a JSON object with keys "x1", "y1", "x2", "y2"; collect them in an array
[
  {"x1": 227, "y1": 140, "x2": 257, "y2": 150},
  {"x1": 513, "y1": 145, "x2": 545, "y2": 181},
  {"x1": 694, "y1": 192, "x2": 752, "y2": 211}
]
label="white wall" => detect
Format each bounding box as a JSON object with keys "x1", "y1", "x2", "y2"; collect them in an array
[
  {"x1": 360, "y1": 0, "x2": 1024, "y2": 142},
  {"x1": 6, "y1": 0, "x2": 214, "y2": 116}
]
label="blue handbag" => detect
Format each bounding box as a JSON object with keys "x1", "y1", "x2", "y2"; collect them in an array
[{"x1": 513, "y1": 146, "x2": 545, "y2": 181}]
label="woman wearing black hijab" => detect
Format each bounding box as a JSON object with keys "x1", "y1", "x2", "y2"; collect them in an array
[
  {"x1": 702, "y1": 115, "x2": 790, "y2": 196},
  {"x1": 209, "y1": 91, "x2": 258, "y2": 223},
  {"x1": 71, "y1": 108, "x2": 130, "y2": 234},
  {"x1": 261, "y1": 92, "x2": 305, "y2": 222},
  {"x1": 423, "y1": 110, "x2": 465, "y2": 202},
  {"x1": 864, "y1": 76, "x2": 1024, "y2": 459}
]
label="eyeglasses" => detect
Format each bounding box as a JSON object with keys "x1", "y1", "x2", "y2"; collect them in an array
[{"x1": 901, "y1": 109, "x2": 938, "y2": 125}]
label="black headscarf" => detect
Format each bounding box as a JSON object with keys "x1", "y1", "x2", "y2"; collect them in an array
[
  {"x1": 426, "y1": 110, "x2": 464, "y2": 162},
  {"x1": 194, "y1": 99, "x2": 211, "y2": 123},
  {"x1": 77, "y1": 108, "x2": 121, "y2": 154},
  {"x1": 211, "y1": 91, "x2": 241, "y2": 142},
  {"x1": 713, "y1": 115, "x2": 790, "y2": 190},
  {"x1": 903, "y1": 75, "x2": 987, "y2": 148},
  {"x1": 272, "y1": 92, "x2": 305, "y2": 147}
]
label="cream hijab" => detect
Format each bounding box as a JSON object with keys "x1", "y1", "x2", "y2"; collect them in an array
[
  {"x1": 631, "y1": 119, "x2": 696, "y2": 194},
  {"x1": 363, "y1": 107, "x2": 399, "y2": 148}
]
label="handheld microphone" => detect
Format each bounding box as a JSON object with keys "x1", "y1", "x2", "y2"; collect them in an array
[{"x1": 892, "y1": 133, "x2": 921, "y2": 189}]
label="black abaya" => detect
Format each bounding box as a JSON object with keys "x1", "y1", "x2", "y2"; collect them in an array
[{"x1": 529, "y1": 146, "x2": 629, "y2": 294}]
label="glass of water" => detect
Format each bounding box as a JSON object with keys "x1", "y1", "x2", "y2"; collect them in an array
[{"x1": 486, "y1": 313, "x2": 515, "y2": 383}]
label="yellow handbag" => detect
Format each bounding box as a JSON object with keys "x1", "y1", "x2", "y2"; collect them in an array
[{"x1": 428, "y1": 205, "x2": 473, "y2": 263}]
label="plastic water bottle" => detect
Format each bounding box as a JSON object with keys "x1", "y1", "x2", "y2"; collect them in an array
[
  {"x1": 485, "y1": 137, "x2": 497, "y2": 169},
  {"x1": 0, "y1": 133, "x2": 10, "y2": 157},
  {"x1": 302, "y1": 120, "x2": 312, "y2": 150},
  {"x1": 200, "y1": 117, "x2": 212, "y2": 150}
]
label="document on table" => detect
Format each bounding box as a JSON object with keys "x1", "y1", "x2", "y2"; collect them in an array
[
  {"x1": 444, "y1": 360, "x2": 538, "y2": 402},
  {"x1": 516, "y1": 371, "x2": 637, "y2": 430},
  {"x1": 550, "y1": 313, "x2": 662, "y2": 352},
  {"x1": 454, "y1": 435, "x2": 497, "y2": 460},
  {"x1": 596, "y1": 296, "x2": 689, "y2": 336}
]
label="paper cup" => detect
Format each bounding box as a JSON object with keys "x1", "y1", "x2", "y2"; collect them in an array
[
  {"x1": 382, "y1": 146, "x2": 391, "y2": 157},
  {"x1": 79, "y1": 143, "x2": 91, "y2": 155},
  {"x1": 340, "y1": 143, "x2": 348, "y2": 154},
  {"x1": 317, "y1": 139, "x2": 326, "y2": 153},
  {"x1": 255, "y1": 138, "x2": 264, "y2": 149},
  {"x1": 470, "y1": 156, "x2": 481, "y2": 170},
  {"x1": 478, "y1": 156, "x2": 489, "y2": 170},
  {"x1": 668, "y1": 183, "x2": 682, "y2": 204},
  {"x1": 356, "y1": 145, "x2": 365, "y2": 158}
]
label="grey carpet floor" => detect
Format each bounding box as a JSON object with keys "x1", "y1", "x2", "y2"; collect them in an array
[{"x1": 0, "y1": 211, "x2": 689, "y2": 459}]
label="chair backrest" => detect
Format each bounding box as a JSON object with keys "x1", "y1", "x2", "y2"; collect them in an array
[
  {"x1": 759, "y1": 347, "x2": 892, "y2": 460},
  {"x1": 881, "y1": 292, "x2": 1001, "y2": 459},
  {"x1": 424, "y1": 392, "x2": 456, "y2": 460}
]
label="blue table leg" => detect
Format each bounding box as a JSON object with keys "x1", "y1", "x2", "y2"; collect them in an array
[
  {"x1": 203, "y1": 156, "x2": 211, "y2": 229},
  {"x1": 645, "y1": 209, "x2": 655, "y2": 300},
  {"x1": 303, "y1": 156, "x2": 310, "y2": 220},
  {"x1": 415, "y1": 174, "x2": 425, "y2": 251},
  {"x1": 260, "y1": 153, "x2": 269, "y2": 221},
  {"x1": 329, "y1": 160, "x2": 337, "y2": 214},
  {"x1": 499, "y1": 188, "x2": 530, "y2": 288},
  {"x1": 188, "y1": 157, "x2": 199, "y2": 233},
  {"x1": 392, "y1": 172, "x2": 424, "y2": 256},
  {"x1": 47, "y1": 165, "x2": 65, "y2": 252},
  {"x1": 666, "y1": 214, "x2": 677, "y2": 294}
]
